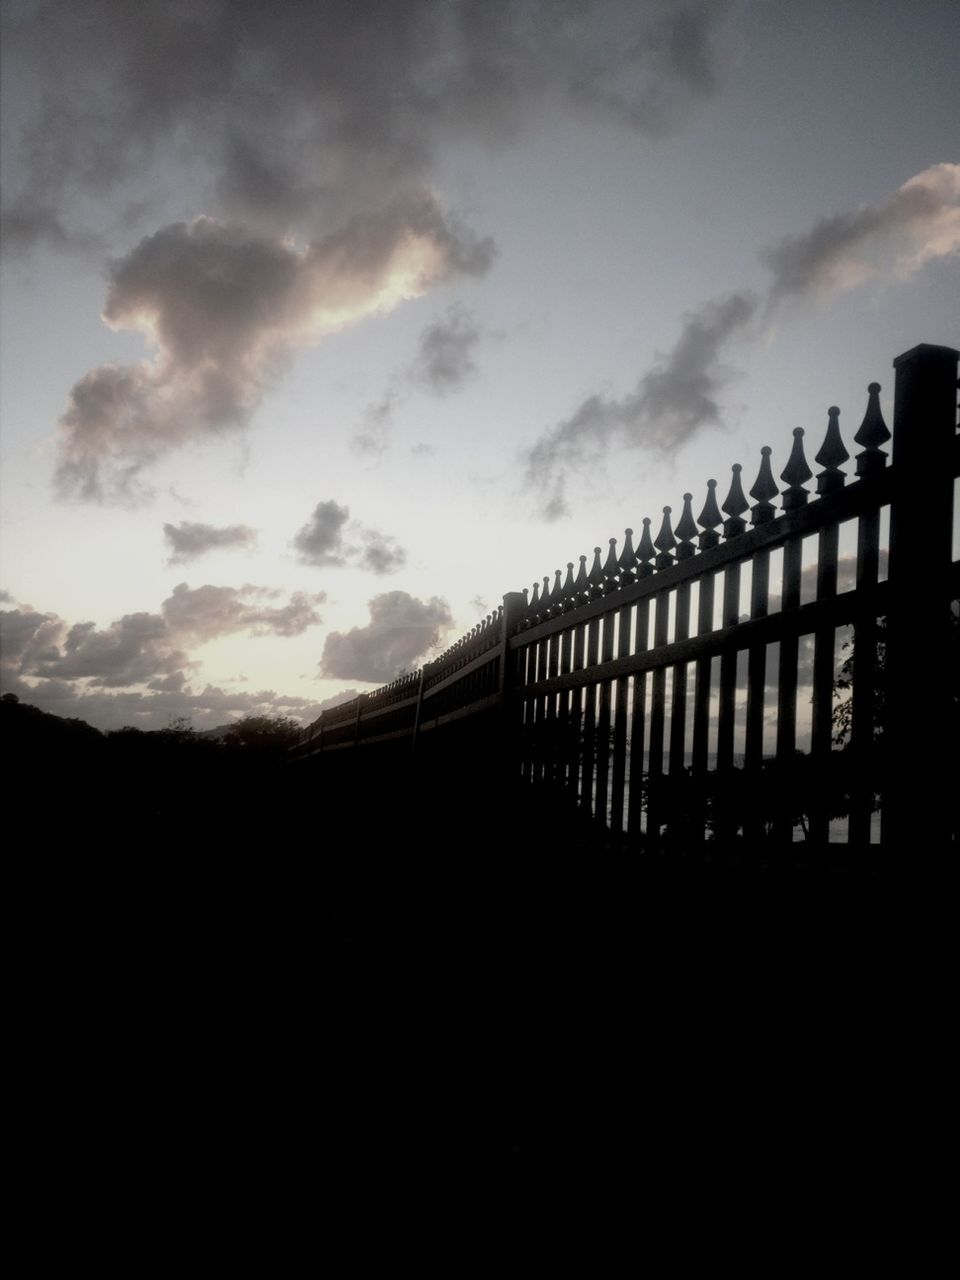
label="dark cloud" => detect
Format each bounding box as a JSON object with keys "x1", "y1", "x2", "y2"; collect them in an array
[
  {"x1": 520, "y1": 162, "x2": 958, "y2": 522},
  {"x1": 1, "y1": 583, "x2": 324, "y2": 694},
  {"x1": 525, "y1": 291, "x2": 758, "y2": 519},
  {"x1": 411, "y1": 305, "x2": 482, "y2": 395},
  {"x1": 353, "y1": 306, "x2": 484, "y2": 452},
  {"x1": 292, "y1": 501, "x2": 351, "y2": 567},
  {"x1": 54, "y1": 201, "x2": 493, "y2": 501},
  {"x1": 358, "y1": 533, "x2": 407, "y2": 577},
  {"x1": 763, "y1": 164, "x2": 960, "y2": 303},
  {"x1": 293, "y1": 501, "x2": 406, "y2": 575},
  {"x1": 163, "y1": 520, "x2": 258, "y2": 564},
  {"x1": 320, "y1": 592, "x2": 454, "y2": 683},
  {"x1": 2, "y1": 1, "x2": 732, "y2": 254}
]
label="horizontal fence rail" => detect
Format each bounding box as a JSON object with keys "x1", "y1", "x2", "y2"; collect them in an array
[{"x1": 291, "y1": 343, "x2": 960, "y2": 856}]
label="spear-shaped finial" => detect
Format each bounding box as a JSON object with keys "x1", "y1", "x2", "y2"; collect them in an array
[
  {"x1": 550, "y1": 568, "x2": 563, "y2": 614},
  {"x1": 618, "y1": 528, "x2": 637, "y2": 584},
  {"x1": 654, "y1": 506, "x2": 676, "y2": 569},
  {"x1": 722, "y1": 464, "x2": 748, "y2": 538},
  {"x1": 636, "y1": 517, "x2": 655, "y2": 577},
  {"x1": 854, "y1": 382, "x2": 891, "y2": 477},
  {"x1": 697, "y1": 480, "x2": 722, "y2": 549},
  {"x1": 574, "y1": 554, "x2": 589, "y2": 602},
  {"x1": 561, "y1": 561, "x2": 576, "y2": 610},
  {"x1": 780, "y1": 428, "x2": 812, "y2": 510},
  {"x1": 675, "y1": 493, "x2": 698, "y2": 559},
  {"x1": 603, "y1": 537, "x2": 620, "y2": 592},
  {"x1": 815, "y1": 406, "x2": 849, "y2": 495},
  {"x1": 588, "y1": 546, "x2": 604, "y2": 598},
  {"x1": 750, "y1": 447, "x2": 779, "y2": 524}
]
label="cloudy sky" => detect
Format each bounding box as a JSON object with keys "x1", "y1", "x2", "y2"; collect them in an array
[{"x1": 1, "y1": 0, "x2": 957, "y2": 731}]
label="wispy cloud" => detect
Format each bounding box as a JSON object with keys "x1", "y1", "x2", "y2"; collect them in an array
[
  {"x1": 525, "y1": 292, "x2": 758, "y2": 519},
  {"x1": 524, "y1": 163, "x2": 960, "y2": 518},
  {"x1": 763, "y1": 163, "x2": 960, "y2": 303},
  {"x1": 163, "y1": 520, "x2": 258, "y2": 564}
]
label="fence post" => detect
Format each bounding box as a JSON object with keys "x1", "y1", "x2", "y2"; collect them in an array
[
  {"x1": 499, "y1": 592, "x2": 527, "y2": 784},
  {"x1": 411, "y1": 663, "x2": 430, "y2": 756},
  {"x1": 885, "y1": 343, "x2": 958, "y2": 854}
]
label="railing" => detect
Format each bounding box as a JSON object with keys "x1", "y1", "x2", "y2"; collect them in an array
[{"x1": 291, "y1": 343, "x2": 959, "y2": 854}]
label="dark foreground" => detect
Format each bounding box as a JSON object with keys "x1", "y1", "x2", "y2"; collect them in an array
[{"x1": 10, "y1": 712, "x2": 950, "y2": 1236}]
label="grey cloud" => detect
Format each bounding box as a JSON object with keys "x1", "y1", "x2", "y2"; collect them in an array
[
  {"x1": 28, "y1": 612, "x2": 188, "y2": 688},
  {"x1": 163, "y1": 520, "x2": 258, "y2": 564},
  {"x1": 3, "y1": 1, "x2": 732, "y2": 253},
  {"x1": 1, "y1": 583, "x2": 324, "y2": 691},
  {"x1": 358, "y1": 534, "x2": 407, "y2": 577},
  {"x1": 161, "y1": 583, "x2": 325, "y2": 642},
  {"x1": 354, "y1": 305, "x2": 486, "y2": 451},
  {"x1": 293, "y1": 501, "x2": 352, "y2": 567},
  {"x1": 293, "y1": 501, "x2": 406, "y2": 574},
  {"x1": 320, "y1": 592, "x2": 454, "y2": 683},
  {"x1": 54, "y1": 199, "x2": 494, "y2": 501},
  {"x1": 763, "y1": 163, "x2": 960, "y2": 303},
  {"x1": 412, "y1": 305, "x2": 482, "y2": 395},
  {"x1": 525, "y1": 291, "x2": 759, "y2": 519},
  {"x1": 520, "y1": 163, "x2": 958, "y2": 522}
]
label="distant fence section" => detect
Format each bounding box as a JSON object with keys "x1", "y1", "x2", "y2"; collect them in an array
[{"x1": 291, "y1": 343, "x2": 959, "y2": 855}]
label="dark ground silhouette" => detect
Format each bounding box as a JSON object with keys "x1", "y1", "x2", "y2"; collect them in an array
[{"x1": 7, "y1": 692, "x2": 946, "y2": 1208}]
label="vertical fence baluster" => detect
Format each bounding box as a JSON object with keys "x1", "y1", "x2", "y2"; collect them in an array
[
  {"x1": 610, "y1": 601, "x2": 633, "y2": 834},
  {"x1": 646, "y1": 592, "x2": 670, "y2": 846},
  {"x1": 596, "y1": 611, "x2": 616, "y2": 827},
  {"x1": 582, "y1": 616, "x2": 601, "y2": 815},
  {"x1": 558, "y1": 624, "x2": 574, "y2": 792},
  {"x1": 692, "y1": 572, "x2": 716, "y2": 845},
  {"x1": 627, "y1": 600, "x2": 650, "y2": 840},
  {"x1": 744, "y1": 551, "x2": 770, "y2": 847},
  {"x1": 571, "y1": 623, "x2": 586, "y2": 802}
]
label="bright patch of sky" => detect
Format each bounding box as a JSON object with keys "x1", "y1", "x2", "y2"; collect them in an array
[{"x1": 1, "y1": 0, "x2": 957, "y2": 730}]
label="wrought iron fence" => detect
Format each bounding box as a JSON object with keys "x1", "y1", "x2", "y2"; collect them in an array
[{"x1": 291, "y1": 343, "x2": 959, "y2": 854}]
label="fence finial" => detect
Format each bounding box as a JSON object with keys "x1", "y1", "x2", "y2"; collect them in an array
[
  {"x1": 697, "y1": 479, "x2": 722, "y2": 548},
  {"x1": 676, "y1": 493, "x2": 698, "y2": 558},
  {"x1": 637, "y1": 518, "x2": 655, "y2": 577},
  {"x1": 750, "y1": 447, "x2": 778, "y2": 524},
  {"x1": 722, "y1": 464, "x2": 748, "y2": 537},
  {"x1": 550, "y1": 568, "x2": 563, "y2": 614},
  {"x1": 815, "y1": 405, "x2": 849, "y2": 494},
  {"x1": 588, "y1": 546, "x2": 605, "y2": 597},
  {"x1": 574, "y1": 553, "x2": 589, "y2": 600},
  {"x1": 780, "y1": 427, "x2": 812, "y2": 509},
  {"x1": 603, "y1": 537, "x2": 620, "y2": 592},
  {"x1": 854, "y1": 382, "x2": 891, "y2": 476},
  {"x1": 562, "y1": 561, "x2": 576, "y2": 610},
  {"x1": 618, "y1": 528, "x2": 637, "y2": 584},
  {"x1": 654, "y1": 506, "x2": 676, "y2": 568}
]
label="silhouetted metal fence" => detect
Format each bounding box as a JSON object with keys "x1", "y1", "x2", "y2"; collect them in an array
[{"x1": 291, "y1": 343, "x2": 959, "y2": 853}]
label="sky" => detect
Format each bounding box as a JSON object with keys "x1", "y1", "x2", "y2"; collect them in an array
[{"x1": 1, "y1": 0, "x2": 957, "y2": 732}]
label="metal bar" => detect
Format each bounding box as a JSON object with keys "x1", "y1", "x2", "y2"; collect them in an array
[
  {"x1": 809, "y1": 521, "x2": 839, "y2": 845},
  {"x1": 744, "y1": 549, "x2": 770, "y2": 844},
  {"x1": 774, "y1": 535, "x2": 803, "y2": 842},
  {"x1": 508, "y1": 469, "x2": 895, "y2": 651},
  {"x1": 646, "y1": 591, "x2": 670, "y2": 846},
  {"x1": 610, "y1": 602, "x2": 633, "y2": 833},
  {"x1": 627, "y1": 599, "x2": 650, "y2": 839},
  {"x1": 848, "y1": 509, "x2": 881, "y2": 846}
]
